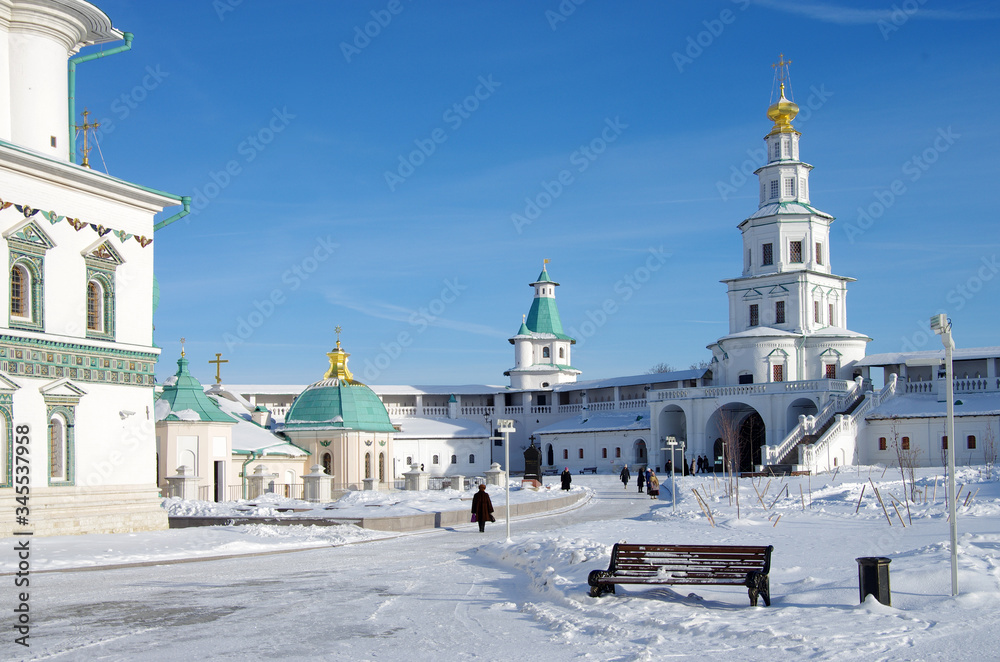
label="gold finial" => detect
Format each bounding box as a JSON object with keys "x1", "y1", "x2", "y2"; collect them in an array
[
  {"x1": 209, "y1": 353, "x2": 228, "y2": 385},
  {"x1": 324, "y1": 331, "x2": 355, "y2": 381},
  {"x1": 767, "y1": 54, "x2": 799, "y2": 136},
  {"x1": 75, "y1": 109, "x2": 101, "y2": 168},
  {"x1": 180, "y1": 337, "x2": 186, "y2": 357}
]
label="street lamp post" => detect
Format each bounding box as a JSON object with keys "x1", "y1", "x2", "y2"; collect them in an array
[
  {"x1": 931, "y1": 313, "x2": 959, "y2": 596},
  {"x1": 661, "y1": 436, "x2": 683, "y2": 514},
  {"x1": 495, "y1": 418, "x2": 516, "y2": 542}
]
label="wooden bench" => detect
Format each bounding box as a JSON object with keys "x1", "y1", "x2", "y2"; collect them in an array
[
  {"x1": 579, "y1": 467, "x2": 597, "y2": 474},
  {"x1": 587, "y1": 543, "x2": 773, "y2": 606}
]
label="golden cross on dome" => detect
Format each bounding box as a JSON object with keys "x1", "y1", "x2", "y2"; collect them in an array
[
  {"x1": 334, "y1": 325, "x2": 343, "y2": 349},
  {"x1": 75, "y1": 109, "x2": 101, "y2": 168},
  {"x1": 180, "y1": 337, "x2": 186, "y2": 357},
  {"x1": 772, "y1": 53, "x2": 792, "y2": 96},
  {"x1": 209, "y1": 353, "x2": 228, "y2": 384}
]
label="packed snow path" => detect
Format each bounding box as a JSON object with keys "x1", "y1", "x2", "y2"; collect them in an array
[{"x1": 13, "y1": 471, "x2": 1000, "y2": 660}]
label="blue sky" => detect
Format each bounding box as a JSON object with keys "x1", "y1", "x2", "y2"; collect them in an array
[{"x1": 76, "y1": 0, "x2": 1000, "y2": 386}]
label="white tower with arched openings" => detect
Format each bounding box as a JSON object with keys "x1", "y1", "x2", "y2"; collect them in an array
[{"x1": 709, "y1": 56, "x2": 870, "y2": 387}]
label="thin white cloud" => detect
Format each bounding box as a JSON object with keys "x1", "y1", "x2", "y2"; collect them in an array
[
  {"x1": 754, "y1": 0, "x2": 1000, "y2": 23},
  {"x1": 328, "y1": 295, "x2": 508, "y2": 338}
]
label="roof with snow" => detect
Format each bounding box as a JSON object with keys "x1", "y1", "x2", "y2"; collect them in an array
[
  {"x1": 552, "y1": 369, "x2": 708, "y2": 392},
  {"x1": 857, "y1": 347, "x2": 1000, "y2": 368},
  {"x1": 211, "y1": 395, "x2": 308, "y2": 457},
  {"x1": 742, "y1": 200, "x2": 834, "y2": 222},
  {"x1": 867, "y1": 393, "x2": 1000, "y2": 419},
  {"x1": 392, "y1": 417, "x2": 489, "y2": 439},
  {"x1": 156, "y1": 355, "x2": 234, "y2": 423},
  {"x1": 713, "y1": 325, "x2": 870, "y2": 343},
  {"x1": 534, "y1": 410, "x2": 651, "y2": 435}
]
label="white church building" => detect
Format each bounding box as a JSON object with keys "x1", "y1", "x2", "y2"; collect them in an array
[
  {"x1": 223, "y1": 72, "x2": 998, "y2": 492},
  {"x1": 0, "y1": 0, "x2": 189, "y2": 536}
]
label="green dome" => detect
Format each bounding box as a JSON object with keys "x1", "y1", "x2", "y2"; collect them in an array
[{"x1": 284, "y1": 377, "x2": 395, "y2": 433}]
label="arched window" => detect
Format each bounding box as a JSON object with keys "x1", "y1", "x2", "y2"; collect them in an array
[
  {"x1": 562, "y1": 449, "x2": 568, "y2": 460},
  {"x1": 968, "y1": 435, "x2": 977, "y2": 449},
  {"x1": 542, "y1": 347, "x2": 550, "y2": 358},
  {"x1": 559, "y1": 347, "x2": 564, "y2": 359},
  {"x1": 468, "y1": 454, "x2": 475, "y2": 463},
  {"x1": 378, "y1": 453, "x2": 385, "y2": 481},
  {"x1": 322, "y1": 452, "x2": 332, "y2": 475},
  {"x1": 615, "y1": 447, "x2": 621, "y2": 458},
  {"x1": 450, "y1": 454, "x2": 457, "y2": 464},
  {"x1": 87, "y1": 280, "x2": 103, "y2": 331},
  {"x1": 406, "y1": 455, "x2": 412, "y2": 466},
  {"x1": 578, "y1": 449, "x2": 584, "y2": 459},
  {"x1": 10, "y1": 264, "x2": 27, "y2": 317},
  {"x1": 365, "y1": 452, "x2": 371, "y2": 478},
  {"x1": 432, "y1": 454, "x2": 439, "y2": 465},
  {"x1": 879, "y1": 437, "x2": 887, "y2": 451},
  {"x1": 49, "y1": 414, "x2": 66, "y2": 481}
]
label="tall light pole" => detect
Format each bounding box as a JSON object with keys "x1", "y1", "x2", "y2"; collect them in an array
[
  {"x1": 931, "y1": 313, "x2": 959, "y2": 596},
  {"x1": 661, "y1": 436, "x2": 683, "y2": 514},
  {"x1": 496, "y1": 418, "x2": 516, "y2": 542}
]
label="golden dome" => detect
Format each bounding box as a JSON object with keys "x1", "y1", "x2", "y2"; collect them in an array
[{"x1": 766, "y1": 84, "x2": 799, "y2": 136}]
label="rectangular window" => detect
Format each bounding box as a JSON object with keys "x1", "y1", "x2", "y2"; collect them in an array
[
  {"x1": 829, "y1": 303, "x2": 835, "y2": 326},
  {"x1": 901, "y1": 437, "x2": 910, "y2": 451},
  {"x1": 762, "y1": 243, "x2": 773, "y2": 266},
  {"x1": 942, "y1": 436, "x2": 948, "y2": 449},
  {"x1": 773, "y1": 364, "x2": 784, "y2": 382},
  {"x1": 770, "y1": 180, "x2": 779, "y2": 199},
  {"x1": 775, "y1": 300, "x2": 785, "y2": 324},
  {"x1": 615, "y1": 447, "x2": 621, "y2": 458},
  {"x1": 746, "y1": 249, "x2": 751, "y2": 269},
  {"x1": 602, "y1": 448, "x2": 608, "y2": 459},
  {"x1": 785, "y1": 178, "x2": 795, "y2": 196},
  {"x1": 814, "y1": 301, "x2": 821, "y2": 323},
  {"x1": 825, "y1": 364, "x2": 836, "y2": 379},
  {"x1": 878, "y1": 437, "x2": 887, "y2": 451},
  {"x1": 563, "y1": 449, "x2": 568, "y2": 460},
  {"x1": 968, "y1": 435, "x2": 977, "y2": 449},
  {"x1": 790, "y1": 241, "x2": 802, "y2": 263},
  {"x1": 578, "y1": 448, "x2": 584, "y2": 459},
  {"x1": 816, "y1": 242, "x2": 823, "y2": 266},
  {"x1": 749, "y1": 304, "x2": 759, "y2": 327}
]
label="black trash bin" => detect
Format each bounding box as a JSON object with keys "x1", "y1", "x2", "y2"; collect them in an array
[{"x1": 856, "y1": 557, "x2": 892, "y2": 606}]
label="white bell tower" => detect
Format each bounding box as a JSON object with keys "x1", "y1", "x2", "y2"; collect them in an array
[{"x1": 709, "y1": 56, "x2": 869, "y2": 386}]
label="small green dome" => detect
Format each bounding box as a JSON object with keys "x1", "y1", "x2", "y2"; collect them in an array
[{"x1": 284, "y1": 377, "x2": 395, "y2": 432}]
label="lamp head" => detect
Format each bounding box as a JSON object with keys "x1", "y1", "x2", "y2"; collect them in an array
[{"x1": 930, "y1": 313, "x2": 948, "y2": 335}]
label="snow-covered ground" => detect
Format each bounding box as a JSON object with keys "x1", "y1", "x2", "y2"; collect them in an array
[{"x1": 6, "y1": 467, "x2": 1000, "y2": 660}]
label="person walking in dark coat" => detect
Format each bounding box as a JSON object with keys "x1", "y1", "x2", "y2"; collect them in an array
[
  {"x1": 637, "y1": 470, "x2": 645, "y2": 493},
  {"x1": 561, "y1": 468, "x2": 572, "y2": 491},
  {"x1": 620, "y1": 464, "x2": 631, "y2": 489},
  {"x1": 471, "y1": 484, "x2": 494, "y2": 533}
]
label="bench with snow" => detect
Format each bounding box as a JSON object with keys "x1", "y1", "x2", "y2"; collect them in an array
[
  {"x1": 587, "y1": 543, "x2": 773, "y2": 606},
  {"x1": 579, "y1": 467, "x2": 597, "y2": 474}
]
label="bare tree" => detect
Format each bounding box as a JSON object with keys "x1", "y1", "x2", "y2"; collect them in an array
[
  {"x1": 983, "y1": 422, "x2": 997, "y2": 477},
  {"x1": 890, "y1": 417, "x2": 920, "y2": 502},
  {"x1": 647, "y1": 362, "x2": 675, "y2": 375},
  {"x1": 689, "y1": 359, "x2": 711, "y2": 370},
  {"x1": 716, "y1": 407, "x2": 743, "y2": 515}
]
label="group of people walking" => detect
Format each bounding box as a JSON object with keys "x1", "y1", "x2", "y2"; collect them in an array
[{"x1": 619, "y1": 465, "x2": 660, "y2": 499}]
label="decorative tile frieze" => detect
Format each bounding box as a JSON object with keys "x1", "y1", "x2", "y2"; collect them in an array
[{"x1": 0, "y1": 335, "x2": 157, "y2": 387}]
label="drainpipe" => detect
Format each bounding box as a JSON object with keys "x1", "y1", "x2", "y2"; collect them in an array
[
  {"x1": 241, "y1": 451, "x2": 259, "y2": 500},
  {"x1": 153, "y1": 196, "x2": 192, "y2": 232},
  {"x1": 68, "y1": 32, "x2": 134, "y2": 164}
]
